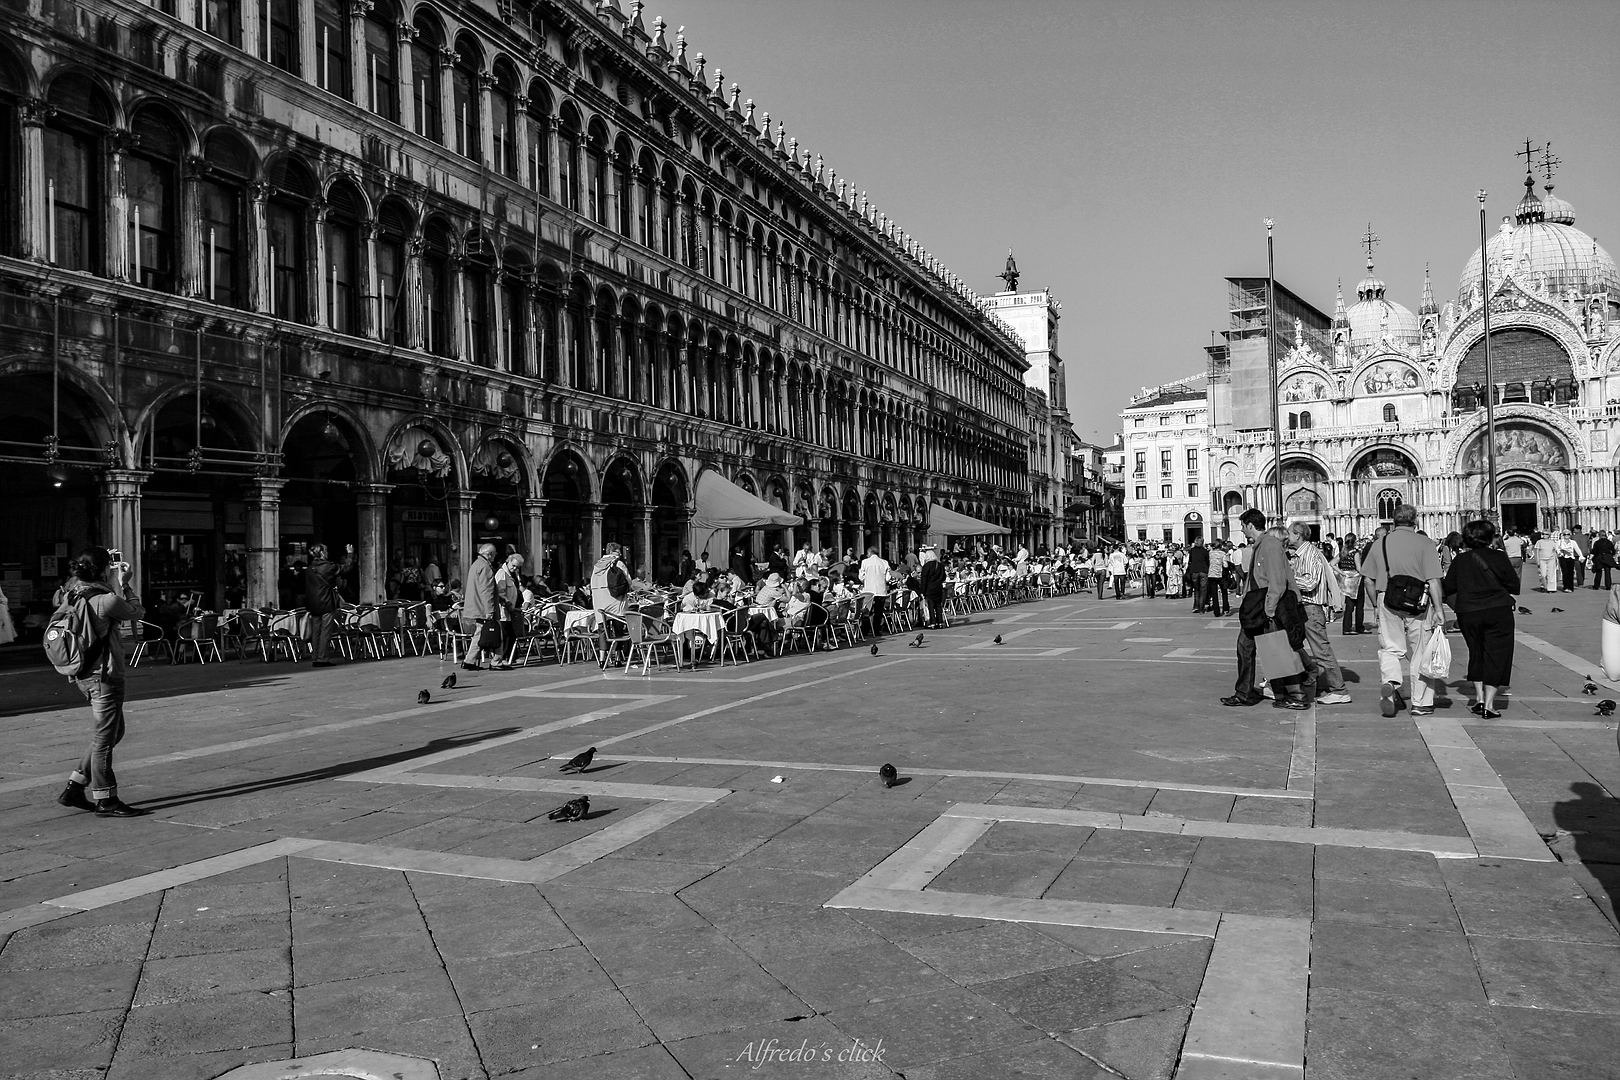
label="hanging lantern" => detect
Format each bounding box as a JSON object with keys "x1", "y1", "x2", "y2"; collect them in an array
[
  {"x1": 482, "y1": 515, "x2": 502, "y2": 533},
  {"x1": 496, "y1": 451, "x2": 514, "y2": 469},
  {"x1": 417, "y1": 438, "x2": 436, "y2": 458}
]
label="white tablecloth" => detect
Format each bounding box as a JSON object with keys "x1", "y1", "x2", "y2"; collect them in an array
[
  {"x1": 671, "y1": 611, "x2": 725, "y2": 641},
  {"x1": 563, "y1": 609, "x2": 601, "y2": 634}
]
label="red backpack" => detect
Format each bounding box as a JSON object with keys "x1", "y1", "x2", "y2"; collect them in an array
[{"x1": 43, "y1": 584, "x2": 110, "y2": 679}]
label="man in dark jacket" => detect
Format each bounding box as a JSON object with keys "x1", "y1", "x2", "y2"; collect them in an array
[
  {"x1": 767, "y1": 543, "x2": 792, "y2": 582},
  {"x1": 1185, "y1": 539, "x2": 1211, "y2": 613},
  {"x1": 305, "y1": 543, "x2": 353, "y2": 667},
  {"x1": 918, "y1": 546, "x2": 947, "y2": 628},
  {"x1": 729, "y1": 546, "x2": 754, "y2": 585},
  {"x1": 460, "y1": 542, "x2": 502, "y2": 670},
  {"x1": 1572, "y1": 524, "x2": 1593, "y2": 587},
  {"x1": 677, "y1": 549, "x2": 696, "y2": 585},
  {"x1": 1592, "y1": 530, "x2": 1615, "y2": 590}
]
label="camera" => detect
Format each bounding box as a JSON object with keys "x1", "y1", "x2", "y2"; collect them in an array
[{"x1": 107, "y1": 549, "x2": 122, "y2": 562}]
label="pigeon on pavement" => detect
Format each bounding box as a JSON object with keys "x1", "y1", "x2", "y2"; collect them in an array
[
  {"x1": 441, "y1": 673, "x2": 457, "y2": 689},
  {"x1": 909, "y1": 633, "x2": 925, "y2": 649},
  {"x1": 1584, "y1": 677, "x2": 1599, "y2": 696},
  {"x1": 993, "y1": 634, "x2": 1002, "y2": 645},
  {"x1": 878, "y1": 763, "x2": 899, "y2": 788},
  {"x1": 559, "y1": 747, "x2": 596, "y2": 773},
  {"x1": 417, "y1": 690, "x2": 431, "y2": 704},
  {"x1": 547, "y1": 796, "x2": 590, "y2": 822},
  {"x1": 1516, "y1": 606, "x2": 1532, "y2": 615},
  {"x1": 870, "y1": 644, "x2": 879, "y2": 655},
  {"x1": 1597, "y1": 699, "x2": 1616, "y2": 717},
  {"x1": 1552, "y1": 607, "x2": 1565, "y2": 613}
]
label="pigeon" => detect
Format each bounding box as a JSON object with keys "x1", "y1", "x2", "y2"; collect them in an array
[
  {"x1": 878, "y1": 763, "x2": 898, "y2": 788},
  {"x1": 993, "y1": 634, "x2": 1002, "y2": 645},
  {"x1": 441, "y1": 673, "x2": 457, "y2": 689},
  {"x1": 417, "y1": 689, "x2": 431, "y2": 704},
  {"x1": 1516, "y1": 606, "x2": 1532, "y2": 615},
  {"x1": 1584, "y1": 677, "x2": 1599, "y2": 696},
  {"x1": 870, "y1": 644, "x2": 879, "y2": 656},
  {"x1": 547, "y1": 795, "x2": 589, "y2": 822},
  {"x1": 1551, "y1": 607, "x2": 1565, "y2": 613},
  {"x1": 909, "y1": 633, "x2": 925, "y2": 649},
  {"x1": 1597, "y1": 699, "x2": 1616, "y2": 717},
  {"x1": 559, "y1": 747, "x2": 596, "y2": 773}
]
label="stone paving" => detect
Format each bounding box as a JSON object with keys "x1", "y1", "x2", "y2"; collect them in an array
[{"x1": 1, "y1": 580, "x2": 1618, "y2": 1079}]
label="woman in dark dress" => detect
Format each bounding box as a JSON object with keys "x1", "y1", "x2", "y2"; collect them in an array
[{"x1": 1442, "y1": 519, "x2": 1520, "y2": 719}]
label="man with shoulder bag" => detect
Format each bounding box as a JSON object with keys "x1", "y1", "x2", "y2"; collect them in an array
[
  {"x1": 1221, "y1": 510, "x2": 1311, "y2": 710},
  {"x1": 1358, "y1": 504, "x2": 1445, "y2": 717},
  {"x1": 49, "y1": 548, "x2": 150, "y2": 817}
]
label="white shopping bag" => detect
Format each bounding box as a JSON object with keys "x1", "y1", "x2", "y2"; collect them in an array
[{"x1": 1420, "y1": 625, "x2": 1451, "y2": 680}]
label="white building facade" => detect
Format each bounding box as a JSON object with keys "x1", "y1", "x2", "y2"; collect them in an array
[
  {"x1": 1209, "y1": 168, "x2": 1618, "y2": 539},
  {"x1": 1120, "y1": 378, "x2": 1211, "y2": 545}
]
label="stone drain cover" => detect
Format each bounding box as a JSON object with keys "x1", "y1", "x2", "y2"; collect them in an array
[{"x1": 212, "y1": 1049, "x2": 440, "y2": 1080}]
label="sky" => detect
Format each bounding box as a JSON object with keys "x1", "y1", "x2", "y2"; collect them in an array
[{"x1": 646, "y1": 0, "x2": 1620, "y2": 444}]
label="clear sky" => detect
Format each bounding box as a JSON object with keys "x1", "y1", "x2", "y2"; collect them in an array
[{"x1": 648, "y1": 0, "x2": 1619, "y2": 443}]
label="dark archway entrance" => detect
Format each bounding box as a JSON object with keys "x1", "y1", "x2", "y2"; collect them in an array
[
  {"x1": 542, "y1": 451, "x2": 589, "y2": 590},
  {"x1": 601, "y1": 458, "x2": 644, "y2": 576},
  {"x1": 470, "y1": 440, "x2": 527, "y2": 569},
  {"x1": 651, "y1": 461, "x2": 688, "y2": 584},
  {"x1": 282, "y1": 411, "x2": 363, "y2": 606},
  {"x1": 144, "y1": 393, "x2": 255, "y2": 610}
]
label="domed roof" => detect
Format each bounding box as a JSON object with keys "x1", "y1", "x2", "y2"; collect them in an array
[
  {"x1": 1459, "y1": 177, "x2": 1619, "y2": 301},
  {"x1": 1346, "y1": 263, "x2": 1421, "y2": 347}
]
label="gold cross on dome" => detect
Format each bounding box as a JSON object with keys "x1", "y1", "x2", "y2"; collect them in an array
[
  {"x1": 1516, "y1": 137, "x2": 1543, "y2": 175},
  {"x1": 1539, "y1": 142, "x2": 1561, "y2": 183},
  {"x1": 1360, "y1": 222, "x2": 1380, "y2": 262}
]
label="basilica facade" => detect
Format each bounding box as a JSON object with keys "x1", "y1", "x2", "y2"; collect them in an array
[
  {"x1": 1210, "y1": 168, "x2": 1618, "y2": 540},
  {"x1": 0, "y1": 0, "x2": 1035, "y2": 617}
]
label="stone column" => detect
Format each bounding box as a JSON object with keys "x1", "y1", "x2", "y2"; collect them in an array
[
  {"x1": 180, "y1": 156, "x2": 206, "y2": 298},
  {"x1": 309, "y1": 199, "x2": 329, "y2": 327},
  {"x1": 449, "y1": 491, "x2": 475, "y2": 583},
  {"x1": 586, "y1": 503, "x2": 604, "y2": 564},
  {"x1": 360, "y1": 219, "x2": 379, "y2": 338},
  {"x1": 513, "y1": 94, "x2": 531, "y2": 185},
  {"x1": 437, "y1": 47, "x2": 458, "y2": 151},
  {"x1": 348, "y1": 0, "x2": 370, "y2": 110},
  {"x1": 604, "y1": 150, "x2": 621, "y2": 235},
  {"x1": 639, "y1": 508, "x2": 654, "y2": 581},
  {"x1": 394, "y1": 22, "x2": 417, "y2": 133},
  {"x1": 248, "y1": 181, "x2": 270, "y2": 313},
  {"x1": 99, "y1": 470, "x2": 149, "y2": 596},
  {"x1": 403, "y1": 236, "x2": 425, "y2": 349},
  {"x1": 107, "y1": 131, "x2": 132, "y2": 281},
  {"x1": 522, "y1": 284, "x2": 540, "y2": 377},
  {"x1": 355, "y1": 482, "x2": 392, "y2": 602},
  {"x1": 240, "y1": 0, "x2": 262, "y2": 60},
  {"x1": 628, "y1": 164, "x2": 644, "y2": 244},
  {"x1": 476, "y1": 69, "x2": 494, "y2": 166},
  {"x1": 545, "y1": 116, "x2": 562, "y2": 201},
  {"x1": 19, "y1": 98, "x2": 48, "y2": 263},
  {"x1": 523, "y1": 497, "x2": 546, "y2": 568},
  {"x1": 298, "y1": 0, "x2": 318, "y2": 86},
  {"x1": 244, "y1": 476, "x2": 285, "y2": 609},
  {"x1": 449, "y1": 254, "x2": 467, "y2": 360}
]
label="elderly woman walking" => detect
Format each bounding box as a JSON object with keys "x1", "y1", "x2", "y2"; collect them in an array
[{"x1": 1442, "y1": 519, "x2": 1519, "y2": 719}]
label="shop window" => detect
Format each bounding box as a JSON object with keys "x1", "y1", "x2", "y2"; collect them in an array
[{"x1": 364, "y1": 7, "x2": 397, "y2": 121}]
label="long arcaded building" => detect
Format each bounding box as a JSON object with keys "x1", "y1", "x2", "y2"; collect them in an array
[{"x1": 0, "y1": 0, "x2": 1037, "y2": 613}]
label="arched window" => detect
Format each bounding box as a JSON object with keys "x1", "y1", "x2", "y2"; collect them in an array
[
  {"x1": 1382, "y1": 403, "x2": 1397, "y2": 423},
  {"x1": 525, "y1": 87, "x2": 550, "y2": 196},
  {"x1": 1377, "y1": 488, "x2": 1402, "y2": 520},
  {"x1": 196, "y1": 0, "x2": 241, "y2": 47},
  {"x1": 323, "y1": 181, "x2": 363, "y2": 334},
  {"x1": 265, "y1": 157, "x2": 314, "y2": 322},
  {"x1": 422, "y1": 220, "x2": 452, "y2": 356},
  {"x1": 636, "y1": 153, "x2": 656, "y2": 246},
  {"x1": 268, "y1": 0, "x2": 298, "y2": 74},
  {"x1": 451, "y1": 40, "x2": 479, "y2": 161},
  {"x1": 315, "y1": 0, "x2": 349, "y2": 99},
  {"x1": 585, "y1": 124, "x2": 607, "y2": 225},
  {"x1": 0, "y1": 61, "x2": 17, "y2": 257},
  {"x1": 659, "y1": 167, "x2": 676, "y2": 255},
  {"x1": 463, "y1": 230, "x2": 493, "y2": 365},
  {"x1": 375, "y1": 202, "x2": 409, "y2": 344},
  {"x1": 410, "y1": 17, "x2": 442, "y2": 142},
  {"x1": 489, "y1": 64, "x2": 517, "y2": 179},
  {"x1": 363, "y1": 2, "x2": 397, "y2": 121},
  {"x1": 201, "y1": 130, "x2": 253, "y2": 308},
  {"x1": 44, "y1": 74, "x2": 112, "y2": 273},
  {"x1": 1299, "y1": 411, "x2": 1312, "y2": 429},
  {"x1": 499, "y1": 251, "x2": 529, "y2": 374},
  {"x1": 557, "y1": 111, "x2": 581, "y2": 211},
  {"x1": 751, "y1": 225, "x2": 764, "y2": 300},
  {"x1": 127, "y1": 109, "x2": 181, "y2": 292},
  {"x1": 614, "y1": 138, "x2": 632, "y2": 236}
]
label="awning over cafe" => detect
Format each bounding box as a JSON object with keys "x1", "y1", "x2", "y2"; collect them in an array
[
  {"x1": 926, "y1": 503, "x2": 1010, "y2": 540},
  {"x1": 692, "y1": 469, "x2": 803, "y2": 552}
]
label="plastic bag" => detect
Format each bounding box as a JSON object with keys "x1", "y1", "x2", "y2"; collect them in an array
[{"x1": 1421, "y1": 625, "x2": 1451, "y2": 680}]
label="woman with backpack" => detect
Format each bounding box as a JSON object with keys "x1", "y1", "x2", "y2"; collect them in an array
[{"x1": 51, "y1": 547, "x2": 149, "y2": 817}]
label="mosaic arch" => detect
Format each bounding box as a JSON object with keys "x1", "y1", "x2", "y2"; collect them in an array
[
  {"x1": 1359, "y1": 361, "x2": 1422, "y2": 395},
  {"x1": 1351, "y1": 447, "x2": 1420, "y2": 480},
  {"x1": 1279, "y1": 372, "x2": 1330, "y2": 405},
  {"x1": 1459, "y1": 423, "x2": 1569, "y2": 475}
]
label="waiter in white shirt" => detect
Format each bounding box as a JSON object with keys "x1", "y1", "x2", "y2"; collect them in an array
[{"x1": 859, "y1": 546, "x2": 891, "y2": 637}]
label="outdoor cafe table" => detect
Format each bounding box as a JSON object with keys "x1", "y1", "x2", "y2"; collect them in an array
[{"x1": 670, "y1": 610, "x2": 725, "y2": 664}]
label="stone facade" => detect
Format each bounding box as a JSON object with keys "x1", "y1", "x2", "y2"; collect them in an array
[{"x1": 0, "y1": 0, "x2": 1035, "y2": 612}]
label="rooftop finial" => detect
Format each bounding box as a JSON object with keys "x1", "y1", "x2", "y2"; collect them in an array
[
  {"x1": 728, "y1": 82, "x2": 740, "y2": 115},
  {"x1": 1332, "y1": 278, "x2": 1347, "y2": 327},
  {"x1": 692, "y1": 52, "x2": 704, "y2": 86},
  {"x1": 813, "y1": 154, "x2": 824, "y2": 184},
  {"x1": 711, "y1": 67, "x2": 723, "y2": 100},
  {"x1": 1515, "y1": 135, "x2": 1542, "y2": 179},
  {"x1": 774, "y1": 121, "x2": 786, "y2": 155},
  {"x1": 651, "y1": 15, "x2": 667, "y2": 51},
  {"x1": 1539, "y1": 140, "x2": 1561, "y2": 191},
  {"x1": 744, "y1": 98, "x2": 756, "y2": 130},
  {"x1": 1420, "y1": 262, "x2": 1436, "y2": 314},
  {"x1": 1360, "y1": 221, "x2": 1380, "y2": 273},
  {"x1": 674, "y1": 27, "x2": 687, "y2": 69},
  {"x1": 999, "y1": 249, "x2": 1019, "y2": 292}
]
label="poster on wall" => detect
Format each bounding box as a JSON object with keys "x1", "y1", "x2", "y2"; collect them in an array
[{"x1": 39, "y1": 556, "x2": 58, "y2": 579}]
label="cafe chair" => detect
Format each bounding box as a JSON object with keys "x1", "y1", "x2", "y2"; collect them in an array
[
  {"x1": 128, "y1": 621, "x2": 174, "y2": 667},
  {"x1": 174, "y1": 612, "x2": 222, "y2": 664},
  {"x1": 623, "y1": 610, "x2": 675, "y2": 675}
]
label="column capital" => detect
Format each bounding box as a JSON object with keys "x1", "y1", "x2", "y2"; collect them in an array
[
  {"x1": 449, "y1": 491, "x2": 477, "y2": 511},
  {"x1": 20, "y1": 97, "x2": 54, "y2": 128},
  {"x1": 249, "y1": 179, "x2": 273, "y2": 203},
  {"x1": 356, "y1": 482, "x2": 396, "y2": 499},
  {"x1": 249, "y1": 476, "x2": 289, "y2": 496},
  {"x1": 396, "y1": 20, "x2": 418, "y2": 42},
  {"x1": 348, "y1": 0, "x2": 374, "y2": 18},
  {"x1": 523, "y1": 496, "x2": 549, "y2": 510}
]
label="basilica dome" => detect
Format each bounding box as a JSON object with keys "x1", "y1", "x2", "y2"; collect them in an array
[
  {"x1": 1346, "y1": 268, "x2": 1421, "y2": 347},
  {"x1": 1459, "y1": 179, "x2": 1619, "y2": 303}
]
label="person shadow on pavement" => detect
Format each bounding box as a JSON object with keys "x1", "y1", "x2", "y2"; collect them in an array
[
  {"x1": 133, "y1": 728, "x2": 521, "y2": 811},
  {"x1": 1553, "y1": 781, "x2": 1620, "y2": 928}
]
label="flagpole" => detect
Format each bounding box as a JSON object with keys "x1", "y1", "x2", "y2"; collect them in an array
[
  {"x1": 1266, "y1": 218, "x2": 1282, "y2": 521},
  {"x1": 1478, "y1": 190, "x2": 1498, "y2": 523}
]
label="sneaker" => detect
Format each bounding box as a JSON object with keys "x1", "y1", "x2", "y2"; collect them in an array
[
  {"x1": 1410, "y1": 706, "x2": 1435, "y2": 717},
  {"x1": 1316, "y1": 691, "x2": 1352, "y2": 705},
  {"x1": 57, "y1": 783, "x2": 95, "y2": 812},
  {"x1": 95, "y1": 798, "x2": 150, "y2": 818},
  {"x1": 1273, "y1": 698, "x2": 1309, "y2": 711},
  {"x1": 1380, "y1": 682, "x2": 1400, "y2": 718}
]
